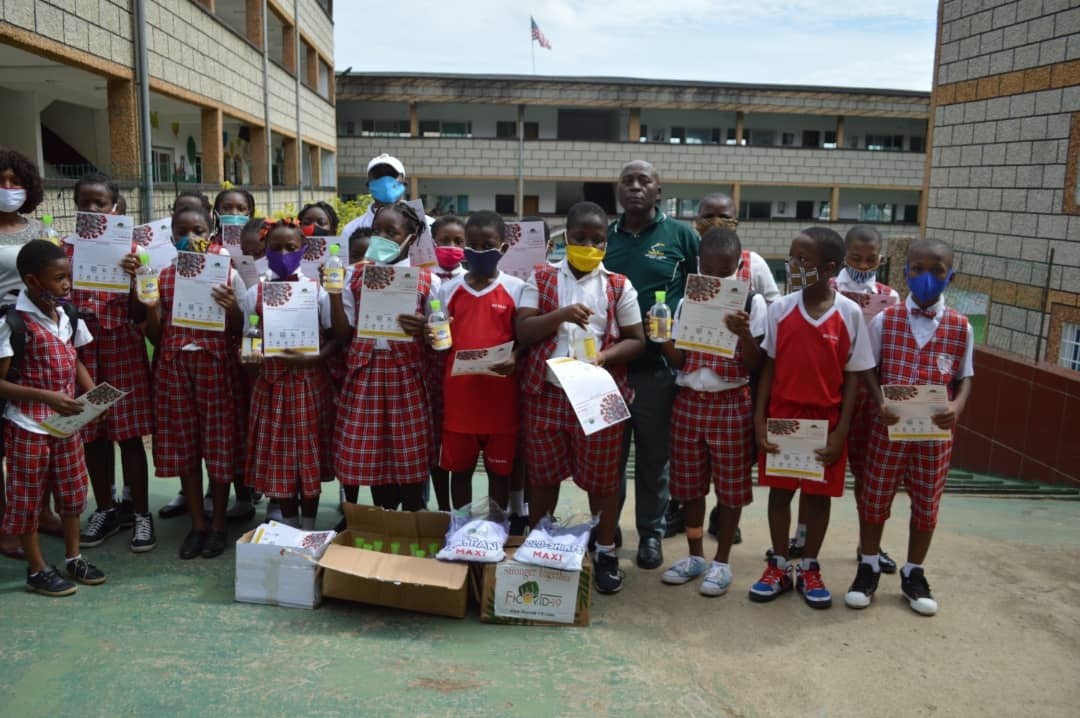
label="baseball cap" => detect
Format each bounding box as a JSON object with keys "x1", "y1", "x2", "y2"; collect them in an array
[{"x1": 366, "y1": 153, "x2": 405, "y2": 176}]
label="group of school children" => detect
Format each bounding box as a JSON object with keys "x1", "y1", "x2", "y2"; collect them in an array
[{"x1": 0, "y1": 166, "x2": 972, "y2": 619}]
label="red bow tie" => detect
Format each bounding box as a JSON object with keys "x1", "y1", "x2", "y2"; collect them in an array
[{"x1": 910, "y1": 306, "x2": 937, "y2": 319}]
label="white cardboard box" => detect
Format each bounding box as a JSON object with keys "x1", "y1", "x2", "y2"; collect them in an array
[{"x1": 235, "y1": 529, "x2": 323, "y2": 610}]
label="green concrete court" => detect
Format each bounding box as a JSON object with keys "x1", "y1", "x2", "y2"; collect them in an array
[{"x1": 1, "y1": 477, "x2": 1078, "y2": 718}]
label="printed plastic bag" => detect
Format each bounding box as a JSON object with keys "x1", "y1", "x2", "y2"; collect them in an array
[
  {"x1": 435, "y1": 498, "x2": 510, "y2": 563},
  {"x1": 514, "y1": 514, "x2": 597, "y2": 572}
]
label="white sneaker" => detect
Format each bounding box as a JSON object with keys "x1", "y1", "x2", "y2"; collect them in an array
[
  {"x1": 699, "y1": 562, "x2": 733, "y2": 597},
  {"x1": 661, "y1": 556, "x2": 708, "y2": 585}
]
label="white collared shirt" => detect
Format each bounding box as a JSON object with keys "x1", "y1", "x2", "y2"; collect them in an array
[
  {"x1": 673, "y1": 293, "x2": 768, "y2": 392},
  {"x1": 868, "y1": 296, "x2": 975, "y2": 378},
  {"x1": 835, "y1": 267, "x2": 900, "y2": 300},
  {"x1": 243, "y1": 268, "x2": 331, "y2": 330},
  {"x1": 747, "y1": 251, "x2": 781, "y2": 303},
  {"x1": 0, "y1": 290, "x2": 93, "y2": 433}
]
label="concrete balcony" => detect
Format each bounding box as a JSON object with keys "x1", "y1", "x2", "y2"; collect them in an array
[{"x1": 338, "y1": 137, "x2": 926, "y2": 189}]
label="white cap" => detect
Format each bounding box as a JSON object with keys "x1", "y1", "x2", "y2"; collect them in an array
[{"x1": 366, "y1": 153, "x2": 405, "y2": 176}]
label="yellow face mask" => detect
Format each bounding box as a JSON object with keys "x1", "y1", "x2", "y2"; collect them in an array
[
  {"x1": 566, "y1": 245, "x2": 605, "y2": 273},
  {"x1": 695, "y1": 216, "x2": 739, "y2": 236}
]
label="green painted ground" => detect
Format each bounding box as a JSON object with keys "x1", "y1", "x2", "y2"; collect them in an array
[{"x1": 2, "y1": 477, "x2": 1078, "y2": 717}]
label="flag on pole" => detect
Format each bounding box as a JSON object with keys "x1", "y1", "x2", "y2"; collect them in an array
[{"x1": 531, "y1": 16, "x2": 552, "y2": 50}]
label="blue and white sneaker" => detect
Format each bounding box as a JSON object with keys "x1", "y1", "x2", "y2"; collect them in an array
[
  {"x1": 749, "y1": 556, "x2": 794, "y2": 602},
  {"x1": 796, "y1": 560, "x2": 833, "y2": 609},
  {"x1": 699, "y1": 562, "x2": 733, "y2": 597},
  {"x1": 661, "y1": 556, "x2": 708, "y2": 585}
]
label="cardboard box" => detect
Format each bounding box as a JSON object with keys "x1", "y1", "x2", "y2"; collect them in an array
[
  {"x1": 235, "y1": 529, "x2": 323, "y2": 609},
  {"x1": 480, "y1": 548, "x2": 592, "y2": 626},
  {"x1": 318, "y1": 504, "x2": 470, "y2": 619}
]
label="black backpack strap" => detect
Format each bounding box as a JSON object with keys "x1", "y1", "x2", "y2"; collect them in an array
[
  {"x1": 744, "y1": 289, "x2": 758, "y2": 313},
  {"x1": 4, "y1": 309, "x2": 26, "y2": 375},
  {"x1": 61, "y1": 302, "x2": 80, "y2": 333}
]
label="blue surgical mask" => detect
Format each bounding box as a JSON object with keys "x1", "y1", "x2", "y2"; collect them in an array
[
  {"x1": 846, "y1": 267, "x2": 877, "y2": 284},
  {"x1": 906, "y1": 268, "x2": 953, "y2": 304},
  {"x1": 369, "y1": 176, "x2": 406, "y2": 204},
  {"x1": 219, "y1": 214, "x2": 248, "y2": 226},
  {"x1": 463, "y1": 247, "x2": 503, "y2": 277},
  {"x1": 364, "y1": 235, "x2": 405, "y2": 265}
]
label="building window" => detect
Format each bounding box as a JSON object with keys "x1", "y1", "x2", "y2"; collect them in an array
[
  {"x1": 496, "y1": 121, "x2": 516, "y2": 138},
  {"x1": 344, "y1": 121, "x2": 355, "y2": 136},
  {"x1": 684, "y1": 128, "x2": 719, "y2": 145},
  {"x1": 360, "y1": 120, "x2": 410, "y2": 137},
  {"x1": 1059, "y1": 323, "x2": 1080, "y2": 371},
  {"x1": 494, "y1": 195, "x2": 515, "y2": 214},
  {"x1": 746, "y1": 129, "x2": 776, "y2": 146},
  {"x1": 866, "y1": 134, "x2": 904, "y2": 151},
  {"x1": 859, "y1": 203, "x2": 894, "y2": 222},
  {"x1": 317, "y1": 60, "x2": 331, "y2": 100},
  {"x1": 802, "y1": 130, "x2": 820, "y2": 148},
  {"x1": 670, "y1": 127, "x2": 686, "y2": 144},
  {"x1": 418, "y1": 120, "x2": 471, "y2": 138},
  {"x1": 266, "y1": 9, "x2": 287, "y2": 69},
  {"x1": 781, "y1": 132, "x2": 795, "y2": 146},
  {"x1": 638, "y1": 124, "x2": 648, "y2": 142},
  {"x1": 151, "y1": 147, "x2": 173, "y2": 183},
  {"x1": 739, "y1": 201, "x2": 771, "y2": 219},
  {"x1": 823, "y1": 131, "x2": 837, "y2": 149},
  {"x1": 909, "y1": 136, "x2": 925, "y2": 153}
]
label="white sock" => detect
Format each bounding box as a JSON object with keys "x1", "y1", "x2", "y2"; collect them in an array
[
  {"x1": 861, "y1": 553, "x2": 881, "y2": 573},
  {"x1": 711, "y1": 560, "x2": 729, "y2": 570},
  {"x1": 901, "y1": 562, "x2": 921, "y2": 578},
  {"x1": 122, "y1": 485, "x2": 132, "y2": 502},
  {"x1": 794, "y1": 524, "x2": 807, "y2": 548},
  {"x1": 281, "y1": 515, "x2": 300, "y2": 528},
  {"x1": 773, "y1": 556, "x2": 789, "y2": 569},
  {"x1": 595, "y1": 542, "x2": 616, "y2": 557},
  {"x1": 509, "y1": 490, "x2": 526, "y2": 516},
  {"x1": 800, "y1": 557, "x2": 817, "y2": 571},
  {"x1": 66, "y1": 553, "x2": 82, "y2": 563}
]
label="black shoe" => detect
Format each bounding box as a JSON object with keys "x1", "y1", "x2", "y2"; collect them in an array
[
  {"x1": 900, "y1": 568, "x2": 939, "y2": 616},
  {"x1": 636, "y1": 537, "x2": 663, "y2": 570},
  {"x1": 663, "y1": 501, "x2": 686, "y2": 538},
  {"x1": 706, "y1": 507, "x2": 742, "y2": 544},
  {"x1": 26, "y1": 565, "x2": 77, "y2": 596},
  {"x1": 80, "y1": 508, "x2": 121, "y2": 548},
  {"x1": 333, "y1": 516, "x2": 347, "y2": 533},
  {"x1": 201, "y1": 530, "x2": 228, "y2": 559},
  {"x1": 65, "y1": 556, "x2": 106, "y2": 585},
  {"x1": 129, "y1": 512, "x2": 157, "y2": 553},
  {"x1": 179, "y1": 530, "x2": 207, "y2": 560},
  {"x1": 594, "y1": 552, "x2": 624, "y2": 594},
  {"x1": 733, "y1": 526, "x2": 742, "y2": 545},
  {"x1": 225, "y1": 503, "x2": 256, "y2": 522},
  {"x1": 508, "y1": 513, "x2": 529, "y2": 537},
  {"x1": 116, "y1": 499, "x2": 135, "y2": 529},
  {"x1": 879, "y1": 551, "x2": 897, "y2": 574},
  {"x1": 844, "y1": 562, "x2": 880, "y2": 609},
  {"x1": 765, "y1": 538, "x2": 803, "y2": 561},
  {"x1": 158, "y1": 493, "x2": 188, "y2": 519}
]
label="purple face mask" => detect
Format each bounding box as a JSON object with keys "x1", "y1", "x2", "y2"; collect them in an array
[{"x1": 266, "y1": 247, "x2": 305, "y2": 279}]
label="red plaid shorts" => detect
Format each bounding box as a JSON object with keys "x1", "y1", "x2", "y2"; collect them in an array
[
  {"x1": 334, "y1": 352, "x2": 431, "y2": 487},
  {"x1": 860, "y1": 420, "x2": 952, "y2": 531},
  {"x1": 78, "y1": 319, "x2": 155, "y2": 442},
  {"x1": 670, "y1": 386, "x2": 753, "y2": 508},
  {"x1": 245, "y1": 362, "x2": 334, "y2": 499},
  {"x1": 152, "y1": 349, "x2": 245, "y2": 484},
  {"x1": 523, "y1": 383, "x2": 622, "y2": 497},
  {"x1": 2, "y1": 423, "x2": 88, "y2": 535},
  {"x1": 845, "y1": 383, "x2": 878, "y2": 484}
]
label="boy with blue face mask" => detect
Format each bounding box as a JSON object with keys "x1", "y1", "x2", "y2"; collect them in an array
[{"x1": 844, "y1": 239, "x2": 973, "y2": 617}]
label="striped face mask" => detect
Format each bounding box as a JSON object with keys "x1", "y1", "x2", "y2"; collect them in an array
[{"x1": 846, "y1": 266, "x2": 877, "y2": 284}]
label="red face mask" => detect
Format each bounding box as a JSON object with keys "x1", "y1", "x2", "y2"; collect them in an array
[{"x1": 435, "y1": 245, "x2": 465, "y2": 270}]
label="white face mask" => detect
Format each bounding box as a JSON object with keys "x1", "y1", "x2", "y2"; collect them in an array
[{"x1": 0, "y1": 188, "x2": 26, "y2": 213}]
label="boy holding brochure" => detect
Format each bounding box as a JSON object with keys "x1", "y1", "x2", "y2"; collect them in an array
[
  {"x1": 436, "y1": 211, "x2": 525, "y2": 511},
  {"x1": 653, "y1": 227, "x2": 766, "y2": 596},
  {"x1": 844, "y1": 239, "x2": 973, "y2": 616},
  {"x1": 516, "y1": 201, "x2": 645, "y2": 595}
]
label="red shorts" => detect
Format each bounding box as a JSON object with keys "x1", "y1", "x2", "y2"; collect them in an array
[
  {"x1": 2, "y1": 424, "x2": 88, "y2": 535},
  {"x1": 758, "y1": 401, "x2": 846, "y2": 498},
  {"x1": 523, "y1": 383, "x2": 622, "y2": 497},
  {"x1": 670, "y1": 386, "x2": 753, "y2": 508},
  {"x1": 859, "y1": 420, "x2": 952, "y2": 531},
  {"x1": 439, "y1": 430, "x2": 516, "y2": 474}
]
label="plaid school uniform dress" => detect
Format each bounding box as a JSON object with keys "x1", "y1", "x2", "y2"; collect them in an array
[
  {"x1": 521, "y1": 265, "x2": 631, "y2": 497},
  {"x1": 670, "y1": 348, "x2": 754, "y2": 509},
  {"x1": 151, "y1": 264, "x2": 247, "y2": 485},
  {"x1": 2, "y1": 311, "x2": 89, "y2": 535},
  {"x1": 861, "y1": 305, "x2": 968, "y2": 531},
  {"x1": 827, "y1": 277, "x2": 896, "y2": 483},
  {"x1": 244, "y1": 281, "x2": 334, "y2": 499},
  {"x1": 72, "y1": 289, "x2": 154, "y2": 442},
  {"x1": 333, "y1": 267, "x2": 434, "y2": 487}
]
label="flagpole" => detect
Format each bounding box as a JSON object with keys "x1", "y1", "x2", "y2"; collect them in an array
[{"x1": 531, "y1": 37, "x2": 535, "y2": 74}]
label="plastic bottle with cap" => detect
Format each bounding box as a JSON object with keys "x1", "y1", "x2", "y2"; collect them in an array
[
  {"x1": 242, "y1": 314, "x2": 263, "y2": 361},
  {"x1": 322, "y1": 243, "x2": 344, "y2": 293},
  {"x1": 647, "y1": 290, "x2": 672, "y2": 343},
  {"x1": 134, "y1": 252, "x2": 159, "y2": 305},
  {"x1": 40, "y1": 215, "x2": 60, "y2": 246},
  {"x1": 428, "y1": 299, "x2": 452, "y2": 351}
]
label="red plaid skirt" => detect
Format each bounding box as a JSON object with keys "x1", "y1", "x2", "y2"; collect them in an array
[
  {"x1": 427, "y1": 349, "x2": 449, "y2": 468},
  {"x1": 334, "y1": 351, "x2": 431, "y2": 486},
  {"x1": 860, "y1": 420, "x2": 953, "y2": 531},
  {"x1": 2, "y1": 424, "x2": 88, "y2": 534},
  {"x1": 78, "y1": 318, "x2": 154, "y2": 442},
  {"x1": 245, "y1": 362, "x2": 334, "y2": 499},
  {"x1": 845, "y1": 383, "x2": 878, "y2": 485},
  {"x1": 670, "y1": 386, "x2": 753, "y2": 508},
  {"x1": 523, "y1": 383, "x2": 622, "y2": 496},
  {"x1": 152, "y1": 349, "x2": 245, "y2": 484}
]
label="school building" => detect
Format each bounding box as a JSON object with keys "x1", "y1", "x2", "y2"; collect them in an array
[
  {"x1": 0, "y1": 0, "x2": 337, "y2": 228},
  {"x1": 335, "y1": 72, "x2": 930, "y2": 263}
]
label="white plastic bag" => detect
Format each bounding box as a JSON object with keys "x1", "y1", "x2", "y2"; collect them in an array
[
  {"x1": 514, "y1": 514, "x2": 597, "y2": 572},
  {"x1": 435, "y1": 498, "x2": 510, "y2": 563}
]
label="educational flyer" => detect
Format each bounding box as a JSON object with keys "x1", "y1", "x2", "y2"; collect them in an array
[
  {"x1": 355, "y1": 265, "x2": 419, "y2": 341},
  {"x1": 38, "y1": 383, "x2": 128, "y2": 438},
  {"x1": 501, "y1": 221, "x2": 548, "y2": 280},
  {"x1": 261, "y1": 280, "x2": 321, "y2": 356},
  {"x1": 545, "y1": 357, "x2": 630, "y2": 436},
  {"x1": 406, "y1": 199, "x2": 437, "y2": 268},
  {"x1": 450, "y1": 340, "x2": 515, "y2": 376},
  {"x1": 234, "y1": 255, "x2": 268, "y2": 289},
  {"x1": 765, "y1": 418, "x2": 829, "y2": 482},
  {"x1": 220, "y1": 223, "x2": 244, "y2": 258},
  {"x1": 71, "y1": 212, "x2": 135, "y2": 293},
  {"x1": 882, "y1": 385, "x2": 952, "y2": 441},
  {"x1": 674, "y1": 274, "x2": 749, "y2": 357},
  {"x1": 171, "y1": 251, "x2": 231, "y2": 332},
  {"x1": 839, "y1": 290, "x2": 898, "y2": 322},
  {"x1": 133, "y1": 216, "x2": 177, "y2": 271},
  {"x1": 299, "y1": 235, "x2": 345, "y2": 281}
]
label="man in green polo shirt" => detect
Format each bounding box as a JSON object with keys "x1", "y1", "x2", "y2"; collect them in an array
[{"x1": 604, "y1": 160, "x2": 699, "y2": 570}]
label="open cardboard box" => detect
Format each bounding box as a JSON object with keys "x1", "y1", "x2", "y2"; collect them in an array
[
  {"x1": 479, "y1": 547, "x2": 592, "y2": 627},
  {"x1": 235, "y1": 529, "x2": 323, "y2": 610},
  {"x1": 318, "y1": 503, "x2": 470, "y2": 619}
]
